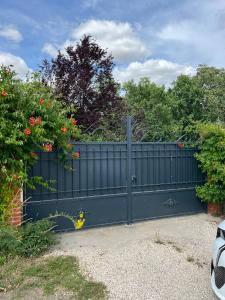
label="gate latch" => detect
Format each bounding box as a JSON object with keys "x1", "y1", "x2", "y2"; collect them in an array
[{"x1": 131, "y1": 175, "x2": 137, "y2": 183}]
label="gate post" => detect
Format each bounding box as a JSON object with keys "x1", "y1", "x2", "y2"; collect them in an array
[{"x1": 126, "y1": 116, "x2": 132, "y2": 224}]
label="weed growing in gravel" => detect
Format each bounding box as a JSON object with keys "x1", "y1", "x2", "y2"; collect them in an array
[
  {"x1": 167, "y1": 241, "x2": 182, "y2": 253},
  {"x1": 154, "y1": 232, "x2": 166, "y2": 245},
  {"x1": 186, "y1": 256, "x2": 195, "y2": 263},
  {"x1": 195, "y1": 259, "x2": 204, "y2": 268},
  {"x1": 154, "y1": 236, "x2": 183, "y2": 254},
  {"x1": 186, "y1": 256, "x2": 206, "y2": 268}
]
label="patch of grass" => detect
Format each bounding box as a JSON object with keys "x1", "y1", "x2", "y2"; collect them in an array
[
  {"x1": 0, "y1": 256, "x2": 28, "y2": 295},
  {"x1": 0, "y1": 256, "x2": 107, "y2": 299},
  {"x1": 0, "y1": 256, "x2": 6, "y2": 266}
]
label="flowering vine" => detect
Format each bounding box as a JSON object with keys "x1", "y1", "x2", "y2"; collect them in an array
[{"x1": 0, "y1": 66, "x2": 81, "y2": 222}]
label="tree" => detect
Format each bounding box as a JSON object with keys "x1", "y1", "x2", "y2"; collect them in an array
[
  {"x1": 170, "y1": 65, "x2": 225, "y2": 133},
  {"x1": 169, "y1": 74, "x2": 204, "y2": 133},
  {"x1": 41, "y1": 35, "x2": 123, "y2": 131},
  {"x1": 195, "y1": 65, "x2": 225, "y2": 124},
  {"x1": 123, "y1": 78, "x2": 178, "y2": 141}
]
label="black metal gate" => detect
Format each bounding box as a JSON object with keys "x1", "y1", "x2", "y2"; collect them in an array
[{"x1": 25, "y1": 117, "x2": 205, "y2": 231}]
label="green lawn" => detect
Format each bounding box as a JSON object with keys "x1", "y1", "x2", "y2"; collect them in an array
[{"x1": 0, "y1": 255, "x2": 107, "y2": 299}]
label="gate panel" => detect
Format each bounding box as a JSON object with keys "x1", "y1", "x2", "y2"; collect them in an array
[
  {"x1": 25, "y1": 143, "x2": 128, "y2": 230},
  {"x1": 132, "y1": 189, "x2": 204, "y2": 222},
  {"x1": 25, "y1": 193, "x2": 128, "y2": 230},
  {"x1": 131, "y1": 143, "x2": 205, "y2": 221}
]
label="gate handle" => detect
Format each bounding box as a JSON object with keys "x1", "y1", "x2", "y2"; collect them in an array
[{"x1": 131, "y1": 175, "x2": 137, "y2": 183}]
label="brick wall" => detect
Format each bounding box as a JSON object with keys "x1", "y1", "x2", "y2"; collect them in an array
[{"x1": 11, "y1": 189, "x2": 23, "y2": 227}]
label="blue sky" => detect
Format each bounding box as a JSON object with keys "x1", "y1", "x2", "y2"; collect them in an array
[{"x1": 1, "y1": 0, "x2": 225, "y2": 85}]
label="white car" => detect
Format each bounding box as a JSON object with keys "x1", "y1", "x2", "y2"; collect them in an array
[{"x1": 211, "y1": 220, "x2": 225, "y2": 299}]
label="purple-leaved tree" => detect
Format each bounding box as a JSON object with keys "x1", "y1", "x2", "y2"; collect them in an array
[{"x1": 41, "y1": 35, "x2": 123, "y2": 131}]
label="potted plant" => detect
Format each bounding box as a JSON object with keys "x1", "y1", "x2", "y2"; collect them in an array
[{"x1": 195, "y1": 123, "x2": 225, "y2": 216}]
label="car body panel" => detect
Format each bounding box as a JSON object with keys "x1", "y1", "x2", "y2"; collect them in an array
[
  {"x1": 211, "y1": 271, "x2": 225, "y2": 300},
  {"x1": 211, "y1": 221, "x2": 225, "y2": 299}
]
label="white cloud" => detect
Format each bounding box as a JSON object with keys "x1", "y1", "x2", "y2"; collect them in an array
[
  {"x1": 72, "y1": 20, "x2": 149, "y2": 62},
  {"x1": 158, "y1": 22, "x2": 194, "y2": 42},
  {"x1": 41, "y1": 18, "x2": 195, "y2": 86},
  {"x1": 0, "y1": 25, "x2": 22, "y2": 42},
  {"x1": 156, "y1": 1, "x2": 225, "y2": 66},
  {"x1": 42, "y1": 43, "x2": 58, "y2": 57},
  {"x1": 0, "y1": 52, "x2": 30, "y2": 77},
  {"x1": 42, "y1": 19, "x2": 149, "y2": 62},
  {"x1": 113, "y1": 59, "x2": 195, "y2": 86}
]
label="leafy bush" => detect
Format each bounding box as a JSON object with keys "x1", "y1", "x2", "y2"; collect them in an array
[
  {"x1": 195, "y1": 123, "x2": 225, "y2": 203},
  {"x1": 0, "y1": 66, "x2": 80, "y2": 222},
  {"x1": 0, "y1": 219, "x2": 56, "y2": 257}
]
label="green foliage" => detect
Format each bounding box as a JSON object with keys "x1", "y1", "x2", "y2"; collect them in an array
[
  {"x1": 0, "y1": 66, "x2": 80, "y2": 222},
  {"x1": 196, "y1": 65, "x2": 225, "y2": 123},
  {"x1": 170, "y1": 74, "x2": 204, "y2": 131},
  {"x1": 195, "y1": 123, "x2": 225, "y2": 203},
  {"x1": 79, "y1": 64, "x2": 225, "y2": 142},
  {"x1": 0, "y1": 255, "x2": 6, "y2": 266},
  {"x1": 123, "y1": 65, "x2": 225, "y2": 142},
  {"x1": 0, "y1": 219, "x2": 56, "y2": 257},
  {"x1": 123, "y1": 78, "x2": 178, "y2": 141},
  {"x1": 80, "y1": 113, "x2": 127, "y2": 142},
  {"x1": 0, "y1": 185, "x2": 14, "y2": 223},
  {"x1": 170, "y1": 65, "x2": 225, "y2": 137}
]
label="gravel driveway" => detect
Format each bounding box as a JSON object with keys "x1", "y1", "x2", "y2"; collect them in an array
[{"x1": 52, "y1": 213, "x2": 220, "y2": 300}]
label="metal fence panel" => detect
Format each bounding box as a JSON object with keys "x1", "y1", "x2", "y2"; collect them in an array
[{"x1": 25, "y1": 141, "x2": 205, "y2": 231}]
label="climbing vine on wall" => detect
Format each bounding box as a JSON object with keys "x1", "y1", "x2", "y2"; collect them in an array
[
  {"x1": 195, "y1": 123, "x2": 225, "y2": 203},
  {"x1": 0, "y1": 66, "x2": 80, "y2": 222}
]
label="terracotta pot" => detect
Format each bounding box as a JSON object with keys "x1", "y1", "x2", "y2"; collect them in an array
[
  {"x1": 177, "y1": 142, "x2": 184, "y2": 149},
  {"x1": 208, "y1": 202, "x2": 223, "y2": 216}
]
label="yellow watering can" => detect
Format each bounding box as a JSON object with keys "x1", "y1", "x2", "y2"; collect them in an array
[{"x1": 74, "y1": 211, "x2": 86, "y2": 230}]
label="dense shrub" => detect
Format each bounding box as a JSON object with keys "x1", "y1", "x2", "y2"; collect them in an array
[
  {"x1": 0, "y1": 219, "x2": 56, "y2": 257},
  {"x1": 195, "y1": 123, "x2": 225, "y2": 203},
  {"x1": 0, "y1": 66, "x2": 80, "y2": 222}
]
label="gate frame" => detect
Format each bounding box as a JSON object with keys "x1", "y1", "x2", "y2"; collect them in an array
[{"x1": 126, "y1": 116, "x2": 132, "y2": 224}]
